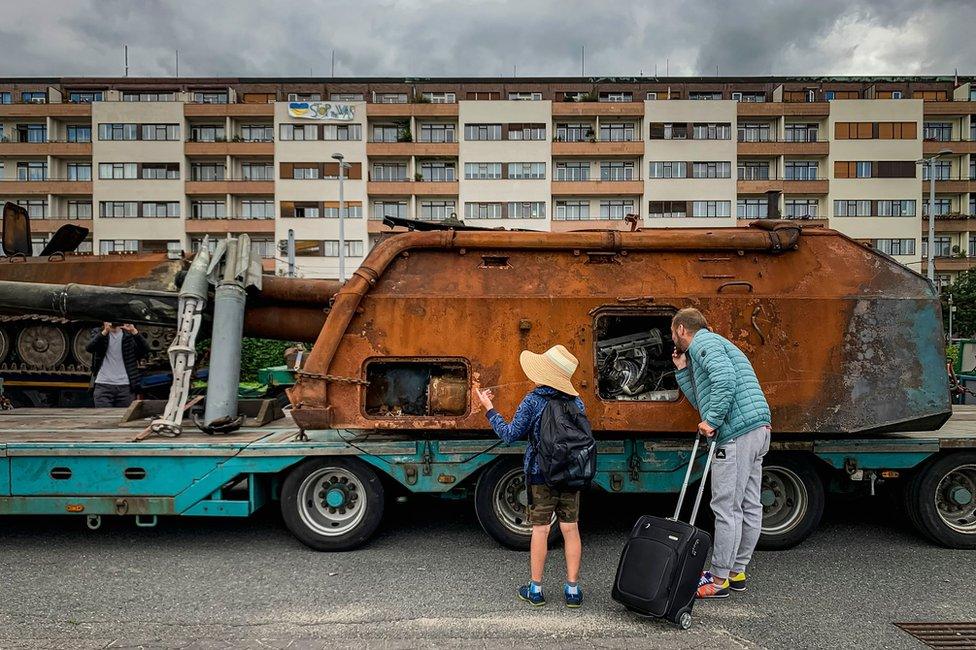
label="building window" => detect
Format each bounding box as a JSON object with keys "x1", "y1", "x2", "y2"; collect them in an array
[
  {"x1": 241, "y1": 124, "x2": 273, "y2": 142},
  {"x1": 689, "y1": 92, "x2": 723, "y2": 100},
  {"x1": 599, "y1": 92, "x2": 632, "y2": 103},
  {"x1": 692, "y1": 123, "x2": 731, "y2": 140},
  {"x1": 279, "y1": 124, "x2": 318, "y2": 141},
  {"x1": 287, "y1": 93, "x2": 321, "y2": 101},
  {"x1": 329, "y1": 93, "x2": 363, "y2": 101},
  {"x1": 0, "y1": 92, "x2": 10, "y2": 104},
  {"x1": 923, "y1": 122, "x2": 953, "y2": 141},
  {"x1": 873, "y1": 238, "x2": 916, "y2": 256},
  {"x1": 691, "y1": 201, "x2": 732, "y2": 217},
  {"x1": 600, "y1": 162, "x2": 635, "y2": 181},
  {"x1": 281, "y1": 202, "x2": 320, "y2": 218},
  {"x1": 372, "y1": 162, "x2": 407, "y2": 181},
  {"x1": 785, "y1": 161, "x2": 818, "y2": 181},
  {"x1": 191, "y1": 163, "x2": 226, "y2": 181},
  {"x1": 555, "y1": 123, "x2": 594, "y2": 142},
  {"x1": 507, "y1": 202, "x2": 546, "y2": 219},
  {"x1": 507, "y1": 123, "x2": 546, "y2": 140},
  {"x1": 99, "y1": 240, "x2": 139, "y2": 254},
  {"x1": 648, "y1": 201, "x2": 687, "y2": 218},
  {"x1": 645, "y1": 92, "x2": 658, "y2": 100},
  {"x1": 932, "y1": 236, "x2": 952, "y2": 258},
  {"x1": 17, "y1": 161, "x2": 47, "y2": 181},
  {"x1": 97, "y1": 162, "x2": 136, "y2": 180},
  {"x1": 649, "y1": 161, "x2": 687, "y2": 179},
  {"x1": 921, "y1": 160, "x2": 952, "y2": 181},
  {"x1": 970, "y1": 159, "x2": 976, "y2": 181},
  {"x1": 737, "y1": 161, "x2": 769, "y2": 180},
  {"x1": 66, "y1": 125, "x2": 92, "y2": 142},
  {"x1": 375, "y1": 93, "x2": 408, "y2": 104},
  {"x1": 737, "y1": 199, "x2": 768, "y2": 218},
  {"x1": 420, "y1": 161, "x2": 456, "y2": 181},
  {"x1": 465, "y1": 202, "x2": 503, "y2": 219},
  {"x1": 692, "y1": 161, "x2": 732, "y2": 179},
  {"x1": 599, "y1": 122, "x2": 636, "y2": 142},
  {"x1": 241, "y1": 162, "x2": 273, "y2": 180},
  {"x1": 876, "y1": 200, "x2": 916, "y2": 216},
  {"x1": 187, "y1": 124, "x2": 224, "y2": 142},
  {"x1": 193, "y1": 91, "x2": 228, "y2": 104},
  {"x1": 17, "y1": 123, "x2": 47, "y2": 143},
  {"x1": 466, "y1": 91, "x2": 500, "y2": 100},
  {"x1": 322, "y1": 240, "x2": 365, "y2": 257},
  {"x1": 508, "y1": 92, "x2": 542, "y2": 101},
  {"x1": 737, "y1": 123, "x2": 772, "y2": 143},
  {"x1": 371, "y1": 201, "x2": 408, "y2": 220},
  {"x1": 507, "y1": 162, "x2": 546, "y2": 180},
  {"x1": 832, "y1": 200, "x2": 872, "y2": 217},
  {"x1": 371, "y1": 123, "x2": 403, "y2": 143},
  {"x1": 241, "y1": 200, "x2": 274, "y2": 219},
  {"x1": 418, "y1": 200, "x2": 456, "y2": 220},
  {"x1": 555, "y1": 162, "x2": 590, "y2": 181},
  {"x1": 554, "y1": 200, "x2": 590, "y2": 221},
  {"x1": 190, "y1": 201, "x2": 226, "y2": 219},
  {"x1": 21, "y1": 91, "x2": 46, "y2": 103},
  {"x1": 923, "y1": 198, "x2": 953, "y2": 216},
  {"x1": 464, "y1": 124, "x2": 502, "y2": 141},
  {"x1": 421, "y1": 92, "x2": 456, "y2": 104},
  {"x1": 322, "y1": 205, "x2": 363, "y2": 219},
  {"x1": 99, "y1": 201, "x2": 139, "y2": 218},
  {"x1": 122, "y1": 91, "x2": 175, "y2": 102},
  {"x1": 16, "y1": 199, "x2": 47, "y2": 218},
  {"x1": 67, "y1": 201, "x2": 92, "y2": 219},
  {"x1": 835, "y1": 121, "x2": 917, "y2": 140},
  {"x1": 735, "y1": 92, "x2": 766, "y2": 103},
  {"x1": 68, "y1": 91, "x2": 103, "y2": 103},
  {"x1": 600, "y1": 200, "x2": 634, "y2": 219},
  {"x1": 66, "y1": 162, "x2": 92, "y2": 181},
  {"x1": 785, "y1": 199, "x2": 819, "y2": 219},
  {"x1": 970, "y1": 236, "x2": 976, "y2": 257},
  {"x1": 141, "y1": 202, "x2": 180, "y2": 218},
  {"x1": 417, "y1": 122, "x2": 455, "y2": 143},
  {"x1": 98, "y1": 123, "x2": 136, "y2": 141},
  {"x1": 290, "y1": 165, "x2": 320, "y2": 180},
  {"x1": 784, "y1": 124, "x2": 818, "y2": 142},
  {"x1": 142, "y1": 124, "x2": 180, "y2": 141},
  {"x1": 464, "y1": 162, "x2": 502, "y2": 180},
  {"x1": 322, "y1": 124, "x2": 362, "y2": 141}
]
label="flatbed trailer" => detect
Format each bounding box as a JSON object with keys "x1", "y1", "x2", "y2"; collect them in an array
[{"x1": 2, "y1": 407, "x2": 975, "y2": 551}]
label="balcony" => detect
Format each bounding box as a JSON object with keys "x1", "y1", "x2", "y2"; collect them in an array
[
  {"x1": 366, "y1": 103, "x2": 458, "y2": 117},
  {"x1": 922, "y1": 101, "x2": 976, "y2": 116},
  {"x1": 185, "y1": 217, "x2": 275, "y2": 233},
  {"x1": 552, "y1": 140, "x2": 644, "y2": 156},
  {"x1": 552, "y1": 102, "x2": 645, "y2": 117},
  {"x1": 184, "y1": 103, "x2": 274, "y2": 117},
  {"x1": 551, "y1": 179, "x2": 644, "y2": 195},
  {"x1": 922, "y1": 215, "x2": 976, "y2": 233},
  {"x1": 366, "y1": 141, "x2": 459, "y2": 156},
  {"x1": 737, "y1": 102, "x2": 829, "y2": 117},
  {"x1": 0, "y1": 103, "x2": 91, "y2": 118},
  {"x1": 922, "y1": 178, "x2": 976, "y2": 193},
  {"x1": 737, "y1": 178, "x2": 829, "y2": 194},
  {"x1": 185, "y1": 179, "x2": 275, "y2": 194},
  {"x1": 185, "y1": 140, "x2": 274, "y2": 156},
  {"x1": 0, "y1": 179, "x2": 92, "y2": 194},
  {"x1": 0, "y1": 140, "x2": 93, "y2": 156},
  {"x1": 736, "y1": 217, "x2": 828, "y2": 228},
  {"x1": 27, "y1": 217, "x2": 94, "y2": 233},
  {"x1": 736, "y1": 139, "x2": 829, "y2": 156},
  {"x1": 923, "y1": 257, "x2": 976, "y2": 273},
  {"x1": 923, "y1": 140, "x2": 976, "y2": 155},
  {"x1": 367, "y1": 180, "x2": 459, "y2": 195}
]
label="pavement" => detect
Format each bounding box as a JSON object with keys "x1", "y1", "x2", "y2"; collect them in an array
[{"x1": 1, "y1": 490, "x2": 973, "y2": 649}]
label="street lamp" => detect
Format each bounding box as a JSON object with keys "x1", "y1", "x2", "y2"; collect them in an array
[
  {"x1": 949, "y1": 293, "x2": 955, "y2": 341},
  {"x1": 331, "y1": 152, "x2": 351, "y2": 282},
  {"x1": 917, "y1": 148, "x2": 954, "y2": 283}
]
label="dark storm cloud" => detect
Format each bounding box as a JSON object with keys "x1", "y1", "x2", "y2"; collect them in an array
[{"x1": 0, "y1": 0, "x2": 973, "y2": 77}]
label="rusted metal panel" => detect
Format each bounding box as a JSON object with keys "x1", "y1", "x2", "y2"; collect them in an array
[{"x1": 288, "y1": 223, "x2": 951, "y2": 436}]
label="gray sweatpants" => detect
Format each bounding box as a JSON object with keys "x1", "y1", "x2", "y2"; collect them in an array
[{"x1": 709, "y1": 425, "x2": 771, "y2": 579}]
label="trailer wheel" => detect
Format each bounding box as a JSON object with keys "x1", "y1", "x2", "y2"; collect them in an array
[
  {"x1": 905, "y1": 452, "x2": 976, "y2": 549},
  {"x1": 757, "y1": 455, "x2": 824, "y2": 550},
  {"x1": 280, "y1": 457, "x2": 385, "y2": 551},
  {"x1": 474, "y1": 459, "x2": 559, "y2": 550}
]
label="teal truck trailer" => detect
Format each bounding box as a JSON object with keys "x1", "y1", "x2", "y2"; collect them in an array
[{"x1": 1, "y1": 406, "x2": 974, "y2": 551}]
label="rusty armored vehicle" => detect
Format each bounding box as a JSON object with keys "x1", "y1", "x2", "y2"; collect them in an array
[{"x1": 1, "y1": 212, "x2": 972, "y2": 557}]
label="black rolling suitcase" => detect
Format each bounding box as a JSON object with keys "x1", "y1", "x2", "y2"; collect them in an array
[{"x1": 611, "y1": 433, "x2": 716, "y2": 629}]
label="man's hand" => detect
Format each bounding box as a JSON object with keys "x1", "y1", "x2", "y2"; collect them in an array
[
  {"x1": 672, "y1": 349, "x2": 687, "y2": 370},
  {"x1": 698, "y1": 421, "x2": 716, "y2": 437},
  {"x1": 477, "y1": 388, "x2": 494, "y2": 411},
  {"x1": 101, "y1": 321, "x2": 112, "y2": 335},
  {"x1": 121, "y1": 323, "x2": 138, "y2": 335}
]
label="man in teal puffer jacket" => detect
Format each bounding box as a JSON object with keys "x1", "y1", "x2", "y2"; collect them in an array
[{"x1": 671, "y1": 307, "x2": 771, "y2": 600}]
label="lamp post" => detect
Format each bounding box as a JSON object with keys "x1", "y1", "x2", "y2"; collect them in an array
[
  {"x1": 331, "y1": 152, "x2": 351, "y2": 282},
  {"x1": 918, "y1": 148, "x2": 954, "y2": 283},
  {"x1": 949, "y1": 293, "x2": 955, "y2": 342}
]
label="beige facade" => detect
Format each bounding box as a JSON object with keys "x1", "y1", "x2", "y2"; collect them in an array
[{"x1": 2, "y1": 76, "x2": 975, "y2": 281}]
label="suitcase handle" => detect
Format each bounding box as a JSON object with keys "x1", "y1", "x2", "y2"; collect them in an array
[{"x1": 671, "y1": 432, "x2": 718, "y2": 526}]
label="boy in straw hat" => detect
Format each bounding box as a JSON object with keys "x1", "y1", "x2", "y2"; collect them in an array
[{"x1": 477, "y1": 344, "x2": 586, "y2": 608}]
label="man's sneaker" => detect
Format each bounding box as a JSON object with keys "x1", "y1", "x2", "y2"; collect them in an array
[
  {"x1": 564, "y1": 585, "x2": 582, "y2": 609},
  {"x1": 728, "y1": 571, "x2": 747, "y2": 592},
  {"x1": 696, "y1": 578, "x2": 730, "y2": 599},
  {"x1": 697, "y1": 571, "x2": 714, "y2": 588},
  {"x1": 517, "y1": 584, "x2": 546, "y2": 606}
]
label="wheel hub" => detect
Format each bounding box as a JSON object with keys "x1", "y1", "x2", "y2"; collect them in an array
[
  {"x1": 935, "y1": 464, "x2": 976, "y2": 533},
  {"x1": 760, "y1": 488, "x2": 776, "y2": 507},
  {"x1": 324, "y1": 487, "x2": 347, "y2": 508},
  {"x1": 761, "y1": 466, "x2": 808, "y2": 536},
  {"x1": 950, "y1": 486, "x2": 973, "y2": 507},
  {"x1": 297, "y1": 467, "x2": 367, "y2": 536}
]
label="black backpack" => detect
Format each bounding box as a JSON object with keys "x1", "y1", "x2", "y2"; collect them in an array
[{"x1": 535, "y1": 395, "x2": 597, "y2": 491}]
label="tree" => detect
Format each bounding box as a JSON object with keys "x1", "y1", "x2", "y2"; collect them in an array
[{"x1": 942, "y1": 268, "x2": 976, "y2": 338}]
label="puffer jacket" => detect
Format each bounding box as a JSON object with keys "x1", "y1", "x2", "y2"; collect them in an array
[{"x1": 674, "y1": 329, "x2": 771, "y2": 445}]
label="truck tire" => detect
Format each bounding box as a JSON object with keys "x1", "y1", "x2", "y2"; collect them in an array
[
  {"x1": 280, "y1": 457, "x2": 385, "y2": 551},
  {"x1": 757, "y1": 454, "x2": 825, "y2": 550},
  {"x1": 904, "y1": 452, "x2": 976, "y2": 549},
  {"x1": 474, "y1": 459, "x2": 559, "y2": 550}
]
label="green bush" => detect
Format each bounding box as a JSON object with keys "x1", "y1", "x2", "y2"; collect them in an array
[
  {"x1": 947, "y1": 343, "x2": 960, "y2": 368},
  {"x1": 196, "y1": 338, "x2": 297, "y2": 381}
]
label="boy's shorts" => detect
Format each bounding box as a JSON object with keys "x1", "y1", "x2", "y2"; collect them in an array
[{"x1": 528, "y1": 484, "x2": 581, "y2": 525}]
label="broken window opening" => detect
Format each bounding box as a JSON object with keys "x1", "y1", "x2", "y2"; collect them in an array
[
  {"x1": 595, "y1": 312, "x2": 680, "y2": 402},
  {"x1": 364, "y1": 360, "x2": 469, "y2": 417}
]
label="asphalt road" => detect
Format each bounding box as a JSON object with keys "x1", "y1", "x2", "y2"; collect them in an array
[{"x1": 1, "y1": 491, "x2": 973, "y2": 649}]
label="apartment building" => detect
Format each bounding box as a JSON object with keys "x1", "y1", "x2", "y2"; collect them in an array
[{"x1": 1, "y1": 76, "x2": 974, "y2": 284}]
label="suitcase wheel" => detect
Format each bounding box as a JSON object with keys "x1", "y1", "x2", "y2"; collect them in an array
[{"x1": 673, "y1": 610, "x2": 692, "y2": 630}]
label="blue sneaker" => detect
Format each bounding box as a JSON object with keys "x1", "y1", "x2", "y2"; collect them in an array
[
  {"x1": 517, "y1": 584, "x2": 546, "y2": 606},
  {"x1": 564, "y1": 585, "x2": 582, "y2": 608}
]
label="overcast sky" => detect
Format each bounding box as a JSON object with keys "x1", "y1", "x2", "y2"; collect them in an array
[{"x1": 2, "y1": 0, "x2": 973, "y2": 79}]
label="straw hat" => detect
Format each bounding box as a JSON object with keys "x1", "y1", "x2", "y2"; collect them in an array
[{"x1": 519, "y1": 344, "x2": 580, "y2": 396}]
